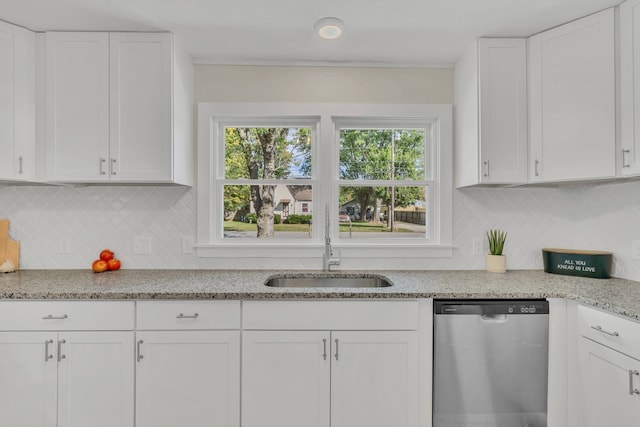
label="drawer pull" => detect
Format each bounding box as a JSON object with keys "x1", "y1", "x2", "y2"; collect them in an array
[
  {"x1": 623, "y1": 149, "x2": 631, "y2": 168},
  {"x1": 629, "y1": 370, "x2": 640, "y2": 396},
  {"x1": 57, "y1": 339, "x2": 66, "y2": 362},
  {"x1": 43, "y1": 314, "x2": 68, "y2": 320},
  {"x1": 176, "y1": 313, "x2": 199, "y2": 319},
  {"x1": 137, "y1": 340, "x2": 144, "y2": 362},
  {"x1": 45, "y1": 339, "x2": 54, "y2": 362},
  {"x1": 590, "y1": 325, "x2": 619, "y2": 337}
]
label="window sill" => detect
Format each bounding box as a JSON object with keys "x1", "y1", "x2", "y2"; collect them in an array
[{"x1": 195, "y1": 244, "x2": 454, "y2": 259}]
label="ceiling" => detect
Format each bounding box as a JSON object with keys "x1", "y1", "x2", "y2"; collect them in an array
[{"x1": 0, "y1": 0, "x2": 622, "y2": 67}]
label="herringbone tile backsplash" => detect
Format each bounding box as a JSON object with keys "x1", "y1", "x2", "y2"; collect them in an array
[{"x1": 1, "y1": 181, "x2": 639, "y2": 281}]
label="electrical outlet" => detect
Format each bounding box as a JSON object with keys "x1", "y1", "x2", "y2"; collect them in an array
[
  {"x1": 182, "y1": 236, "x2": 194, "y2": 254},
  {"x1": 632, "y1": 240, "x2": 640, "y2": 260},
  {"x1": 473, "y1": 238, "x2": 485, "y2": 256},
  {"x1": 133, "y1": 236, "x2": 152, "y2": 255}
]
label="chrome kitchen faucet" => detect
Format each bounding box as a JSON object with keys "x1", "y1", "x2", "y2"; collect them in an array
[{"x1": 323, "y1": 203, "x2": 340, "y2": 271}]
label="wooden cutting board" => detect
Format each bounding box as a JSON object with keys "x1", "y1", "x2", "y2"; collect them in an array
[
  {"x1": 0, "y1": 219, "x2": 19, "y2": 270},
  {"x1": 0, "y1": 219, "x2": 8, "y2": 263}
]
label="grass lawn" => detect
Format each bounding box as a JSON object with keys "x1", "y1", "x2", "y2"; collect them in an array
[
  {"x1": 340, "y1": 221, "x2": 388, "y2": 232},
  {"x1": 224, "y1": 220, "x2": 407, "y2": 233},
  {"x1": 224, "y1": 221, "x2": 311, "y2": 232}
]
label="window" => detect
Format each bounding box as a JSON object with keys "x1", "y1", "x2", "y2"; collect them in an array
[
  {"x1": 221, "y1": 125, "x2": 314, "y2": 240},
  {"x1": 197, "y1": 103, "x2": 452, "y2": 266},
  {"x1": 337, "y1": 122, "x2": 431, "y2": 241}
]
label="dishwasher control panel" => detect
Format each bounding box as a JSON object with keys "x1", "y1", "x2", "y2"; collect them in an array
[{"x1": 434, "y1": 299, "x2": 549, "y2": 315}]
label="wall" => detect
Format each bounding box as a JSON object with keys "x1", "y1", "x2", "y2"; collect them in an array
[
  {"x1": 1, "y1": 65, "x2": 639, "y2": 281},
  {"x1": 194, "y1": 65, "x2": 453, "y2": 104}
]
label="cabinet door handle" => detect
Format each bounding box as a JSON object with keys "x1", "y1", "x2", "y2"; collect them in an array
[
  {"x1": 57, "y1": 339, "x2": 66, "y2": 362},
  {"x1": 99, "y1": 158, "x2": 107, "y2": 175},
  {"x1": 110, "y1": 158, "x2": 117, "y2": 175},
  {"x1": 176, "y1": 313, "x2": 199, "y2": 319},
  {"x1": 623, "y1": 149, "x2": 631, "y2": 168},
  {"x1": 629, "y1": 370, "x2": 639, "y2": 395},
  {"x1": 534, "y1": 159, "x2": 540, "y2": 177},
  {"x1": 483, "y1": 160, "x2": 489, "y2": 177},
  {"x1": 334, "y1": 338, "x2": 339, "y2": 361},
  {"x1": 42, "y1": 314, "x2": 68, "y2": 320},
  {"x1": 18, "y1": 156, "x2": 23, "y2": 174},
  {"x1": 137, "y1": 340, "x2": 144, "y2": 362},
  {"x1": 322, "y1": 338, "x2": 327, "y2": 360},
  {"x1": 590, "y1": 325, "x2": 619, "y2": 337},
  {"x1": 45, "y1": 339, "x2": 54, "y2": 362}
]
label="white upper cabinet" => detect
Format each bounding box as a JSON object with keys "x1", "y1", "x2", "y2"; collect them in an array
[
  {"x1": 45, "y1": 32, "x2": 193, "y2": 185},
  {"x1": 620, "y1": 0, "x2": 640, "y2": 176},
  {"x1": 45, "y1": 32, "x2": 110, "y2": 182},
  {"x1": 528, "y1": 8, "x2": 616, "y2": 182},
  {"x1": 455, "y1": 38, "x2": 528, "y2": 187},
  {"x1": 110, "y1": 33, "x2": 172, "y2": 181},
  {"x1": 0, "y1": 21, "x2": 36, "y2": 182}
]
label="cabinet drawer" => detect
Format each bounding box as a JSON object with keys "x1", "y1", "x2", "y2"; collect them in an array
[
  {"x1": 578, "y1": 304, "x2": 640, "y2": 358},
  {"x1": 0, "y1": 301, "x2": 134, "y2": 331},
  {"x1": 136, "y1": 300, "x2": 240, "y2": 330},
  {"x1": 243, "y1": 300, "x2": 419, "y2": 330}
]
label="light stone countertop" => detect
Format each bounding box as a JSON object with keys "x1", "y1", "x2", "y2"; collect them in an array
[{"x1": 0, "y1": 269, "x2": 639, "y2": 321}]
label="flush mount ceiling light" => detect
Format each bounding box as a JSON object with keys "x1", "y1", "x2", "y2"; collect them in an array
[{"x1": 315, "y1": 17, "x2": 344, "y2": 40}]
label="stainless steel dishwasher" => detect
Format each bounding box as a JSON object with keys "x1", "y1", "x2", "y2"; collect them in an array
[{"x1": 433, "y1": 300, "x2": 549, "y2": 427}]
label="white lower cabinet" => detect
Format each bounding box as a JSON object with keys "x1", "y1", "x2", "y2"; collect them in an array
[
  {"x1": 242, "y1": 330, "x2": 418, "y2": 427},
  {"x1": 330, "y1": 331, "x2": 419, "y2": 427},
  {"x1": 135, "y1": 331, "x2": 240, "y2": 427},
  {"x1": 135, "y1": 300, "x2": 241, "y2": 427},
  {"x1": 0, "y1": 301, "x2": 135, "y2": 427},
  {"x1": 241, "y1": 300, "x2": 420, "y2": 427},
  {"x1": 0, "y1": 330, "x2": 134, "y2": 427},
  {"x1": 242, "y1": 331, "x2": 330, "y2": 427},
  {"x1": 0, "y1": 332, "x2": 57, "y2": 427},
  {"x1": 579, "y1": 338, "x2": 640, "y2": 426},
  {"x1": 573, "y1": 304, "x2": 640, "y2": 427}
]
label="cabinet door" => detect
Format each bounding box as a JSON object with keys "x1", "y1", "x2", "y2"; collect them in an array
[
  {"x1": 242, "y1": 330, "x2": 330, "y2": 427},
  {"x1": 0, "y1": 21, "x2": 35, "y2": 181},
  {"x1": 478, "y1": 38, "x2": 528, "y2": 184},
  {"x1": 529, "y1": 9, "x2": 615, "y2": 182},
  {"x1": 136, "y1": 331, "x2": 240, "y2": 427},
  {"x1": 56, "y1": 331, "x2": 134, "y2": 427},
  {"x1": 621, "y1": 0, "x2": 640, "y2": 176},
  {"x1": 331, "y1": 331, "x2": 419, "y2": 427},
  {"x1": 0, "y1": 332, "x2": 57, "y2": 427},
  {"x1": 109, "y1": 33, "x2": 172, "y2": 182},
  {"x1": 579, "y1": 337, "x2": 640, "y2": 426},
  {"x1": 46, "y1": 32, "x2": 110, "y2": 181}
]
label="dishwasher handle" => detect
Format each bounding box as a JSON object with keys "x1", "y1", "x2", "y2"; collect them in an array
[{"x1": 480, "y1": 314, "x2": 508, "y2": 323}]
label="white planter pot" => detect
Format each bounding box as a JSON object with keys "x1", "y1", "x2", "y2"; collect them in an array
[{"x1": 486, "y1": 254, "x2": 507, "y2": 273}]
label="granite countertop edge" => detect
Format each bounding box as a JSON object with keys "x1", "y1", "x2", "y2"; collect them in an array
[{"x1": 1, "y1": 269, "x2": 639, "y2": 321}]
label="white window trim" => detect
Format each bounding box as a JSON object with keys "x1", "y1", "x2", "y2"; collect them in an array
[{"x1": 196, "y1": 103, "x2": 453, "y2": 269}]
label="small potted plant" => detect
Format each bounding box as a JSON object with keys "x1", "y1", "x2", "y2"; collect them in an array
[{"x1": 486, "y1": 229, "x2": 507, "y2": 273}]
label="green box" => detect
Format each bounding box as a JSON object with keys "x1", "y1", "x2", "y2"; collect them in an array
[{"x1": 542, "y1": 248, "x2": 612, "y2": 279}]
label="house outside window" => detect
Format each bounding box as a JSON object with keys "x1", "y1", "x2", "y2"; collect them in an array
[{"x1": 196, "y1": 103, "x2": 452, "y2": 267}]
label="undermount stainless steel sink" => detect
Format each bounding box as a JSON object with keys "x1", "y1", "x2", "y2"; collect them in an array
[{"x1": 264, "y1": 274, "x2": 393, "y2": 288}]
